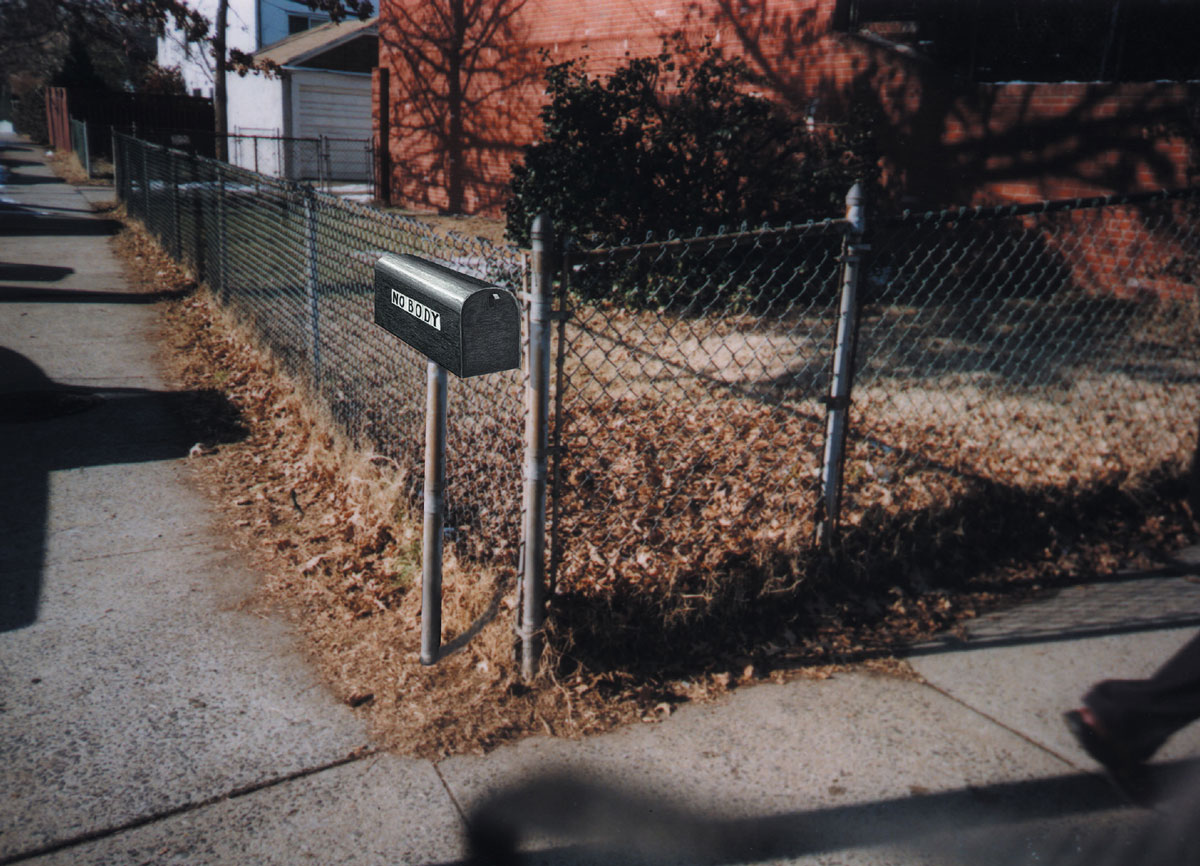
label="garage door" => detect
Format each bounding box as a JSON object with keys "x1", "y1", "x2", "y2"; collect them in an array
[{"x1": 294, "y1": 76, "x2": 372, "y2": 182}]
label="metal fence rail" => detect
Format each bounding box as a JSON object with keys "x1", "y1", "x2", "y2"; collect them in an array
[{"x1": 115, "y1": 133, "x2": 529, "y2": 571}]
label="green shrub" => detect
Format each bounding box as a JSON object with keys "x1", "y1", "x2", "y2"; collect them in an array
[{"x1": 506, "y1": 41, "x2": 876, "y2": 251}]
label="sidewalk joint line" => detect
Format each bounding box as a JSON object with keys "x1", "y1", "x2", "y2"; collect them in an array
[
  {"x1": 0, "y1": 745, "x2": 380, "y2": 865},
  {"x1": 0, "y1": 540, "x2": 213, "y2": 578},
  {"x1": 919, "y1": 679, "x2": 1083, "y2": 771},
  {"x1": 432, "y1": 762, "x2": 471, "y2": 827}
]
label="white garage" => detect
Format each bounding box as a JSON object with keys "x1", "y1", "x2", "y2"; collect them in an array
[
  {"x1": 290, "y1": 69, "x2": 373, "y2": 181},
  {"x1": 225, "y1": 17, "x2": 376, "y2": 185}
]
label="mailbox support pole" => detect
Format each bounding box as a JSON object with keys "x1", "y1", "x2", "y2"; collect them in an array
[
  {"x1": 520, "y1": 214, "x2": 553, "y2": 680},
  {"x1": 818, "y1": 183, "x2": 867, "y2": 550},
  {"x1": 421, "y1": 360, "x2": 448, "y2": 665}
]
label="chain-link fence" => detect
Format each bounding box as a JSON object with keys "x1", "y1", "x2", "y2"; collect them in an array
[
  {"x1": 548, "y1": 187, "x2": 1200, "y2": 657},
  {"x1": 839, "y1": 191, "x2": 1200, "y2": 562},
  {"x1": 130, "y1": 129, "x2": 373, "y2": 192},
  {"x1": 551, "y1": 221, "x2": 848, "y2": 625},
  {"x1": 114, "y1": 132, "x2": 529, "y2": 569},
  {"x1": 115, "y1": 129, "x2": 1200, "y2": 665}
]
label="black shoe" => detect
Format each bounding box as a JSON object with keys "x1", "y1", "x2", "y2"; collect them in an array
[{"x1": 1064, "y1": 709, "x2": 1158, "y2": 808}]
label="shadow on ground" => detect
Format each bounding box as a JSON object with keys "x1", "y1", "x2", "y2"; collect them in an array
[
  {"x1": 456, "y1": 761, "x2": 1200, "y2": 865},
  {"x1": 0, "y1": 346, "x2": 246, "y2": 632}
]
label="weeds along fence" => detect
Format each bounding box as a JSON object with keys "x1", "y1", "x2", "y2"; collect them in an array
[
  {"x1": 113, "y1": 133, "x2": 530, "y2": 572},
  {"x1": 115, "y1": 132, "x2": 1200, "y2": 665}
]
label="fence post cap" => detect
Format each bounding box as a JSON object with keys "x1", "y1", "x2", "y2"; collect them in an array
[
  {"x1": 846, "y1": 183, "x2": 866, "y2": 233},
  {"x1": 531, "y1": 213, "x2": 553, "y2": 247}
]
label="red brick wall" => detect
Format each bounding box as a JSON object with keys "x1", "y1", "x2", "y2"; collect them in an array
[{"x1": 376, "y1": 0, "x2": 1198, "y2": 298}]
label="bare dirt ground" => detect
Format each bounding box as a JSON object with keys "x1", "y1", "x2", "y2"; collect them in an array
[
  {"x1": 102, "y1": 204, "x2": 1200, "y2": 758},
  {"x1": 378, "y1": 205, "x2": 510, "y2": 247}
]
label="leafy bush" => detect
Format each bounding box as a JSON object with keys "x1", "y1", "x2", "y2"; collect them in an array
[{"x1": 506, "y1": 41, "x2": 877, "y2": 250}]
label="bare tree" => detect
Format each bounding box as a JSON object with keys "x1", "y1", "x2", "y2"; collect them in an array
[{"x1": 1, "y1": 0, "x2": 371, "y2": 156}]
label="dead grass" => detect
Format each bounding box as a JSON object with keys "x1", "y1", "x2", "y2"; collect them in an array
[
  {"x1": 47, "y1": 148, "x2": 113, "y2": 185},
  {"x1": 378, "y1": 206, "x2": 510, "y2": 246}
]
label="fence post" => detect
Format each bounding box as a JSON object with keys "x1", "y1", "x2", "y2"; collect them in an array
[
  {"x1": 302, "y1": 187, "x2": 322, "y2": 385},
  {"x1": 216, "y1": 166, "x2": 228, "y2": 299},
  {"x1": 111, "y1": 130, "x2": 120, "y2": 198},
  {"x1": 141, "y1": 141, "x2": 150, "y2": 221},
  {"x1": 374, "y1": 66, "x2": 392, "y2": 206},
  {"x1": 817, "y1": 183, "x2": 868, "y2": 550},
  {"x1": 80, "y1": 120, "x2": 91, "y2": 178},
  {"x1": 320, "y1": 135, "x2": 330, "y2": 191},
  {"x1": 520, "y1": 214, "x2": 553, "y2": 680}
]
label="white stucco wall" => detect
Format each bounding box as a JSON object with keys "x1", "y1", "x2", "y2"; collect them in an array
[{"x1": 225, "y1": 69, "x2": 286, "y2": 175}]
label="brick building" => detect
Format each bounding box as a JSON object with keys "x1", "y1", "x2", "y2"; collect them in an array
[{"x1": 373, "y1": 0, "x2": 1199, "y2": 226}]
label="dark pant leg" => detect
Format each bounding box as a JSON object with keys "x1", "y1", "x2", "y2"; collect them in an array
[{"x1": 1085, "y1": 630, "x2": 1200, "y2": 761}]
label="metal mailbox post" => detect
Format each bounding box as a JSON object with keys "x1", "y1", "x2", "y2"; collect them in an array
[{"x1": 374, "y1": 253, "x2": 521, "y2": 664}]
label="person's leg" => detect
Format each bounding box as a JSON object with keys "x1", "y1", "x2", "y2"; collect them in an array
[{"x1": 1084, "y1": 631, "x2": 1200, "y2": 762}]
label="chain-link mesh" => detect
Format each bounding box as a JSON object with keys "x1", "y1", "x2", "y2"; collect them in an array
[
  {"x1": 115, "y1": 133, "x2": 528, "y2": 569},
  {"x1": 547, "y1": 188, "x2": 1200, "y2": 650},
  {"x1": 847, "y1": 191, "x2": 1200, "y2": 533},
  {"x1": 551, "y1": 222, "x2": 848, "y2": 622}
]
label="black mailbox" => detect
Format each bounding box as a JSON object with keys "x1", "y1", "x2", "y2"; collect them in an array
[{"x1": 373, "y1": 253, "x2": 522, "y2": 378}]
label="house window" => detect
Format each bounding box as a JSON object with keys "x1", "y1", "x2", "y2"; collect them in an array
[
  {"x1": 288, "y1": 14, "x2": 314, "y2": 34},
  {"x1": 836, "y1": 0, "x2": 1200, "y2": 82}
]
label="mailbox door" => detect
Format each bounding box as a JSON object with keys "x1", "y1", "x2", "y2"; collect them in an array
[{"x1": 460, "y1": 289, "x2": 521, "y2": 377}]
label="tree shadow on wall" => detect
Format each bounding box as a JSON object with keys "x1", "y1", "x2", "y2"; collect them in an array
[
  {"x1": 379, "y1": 0, "x2": 544, "y2": 216},
  {"x1": 692, "y1": 0, "x2": 1195, "y2": 206}
]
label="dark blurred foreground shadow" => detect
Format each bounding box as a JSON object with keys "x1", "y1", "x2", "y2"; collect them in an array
[
  {"x1": 0, "y1": 346, "x2": 246, "y2": 631},
  {"x1": 456, "y1": 761, "x2": 1200, "y2": 866}
]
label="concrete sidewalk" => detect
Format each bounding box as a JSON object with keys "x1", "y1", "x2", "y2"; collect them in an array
[{"x1": 3, "y1": 132, "x2": 1200, "y2": 866}]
